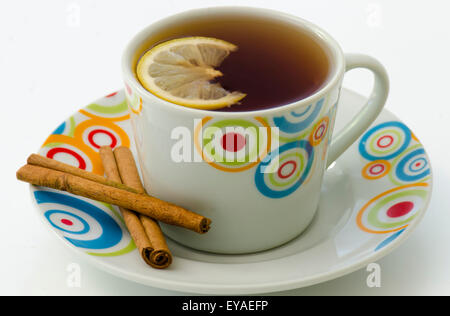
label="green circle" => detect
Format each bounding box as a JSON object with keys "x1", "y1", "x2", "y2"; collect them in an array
[
  {"x1": 367, "y1": 189, "x2": 427, "y2": 229},
  {"x1": 268, "y1": 152, "x2": 305, "y2": 187},
  {"x1": 369, "y1": 128, "x2": 402, "y2": 155},
  {"x1": 388, "y1": 144, "x2": 430, "y2": 185},
  {"x1": 202, "y1": 119, "x2": 262, "y2": 166}
]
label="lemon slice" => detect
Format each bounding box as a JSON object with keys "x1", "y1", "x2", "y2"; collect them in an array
[{"x1": 137, "y1": 37, "x2": 246, "y2": 110}]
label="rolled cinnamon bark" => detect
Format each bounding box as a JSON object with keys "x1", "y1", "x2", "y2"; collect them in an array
[
  {"x1": 27, "y1": 154, "x2": 138, "y2": 194},
  {"x1": 99, "y1": 147, "x2": 156, "y2": 268},
  {"x1": 114, "y1": 146, "x2": 172, "y2": 269},
  {"x1": 17, "y1": 164, "x2": 211, "y2": 234}
]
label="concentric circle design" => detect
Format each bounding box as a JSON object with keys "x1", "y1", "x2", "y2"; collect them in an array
[
  {"x1": 255, "y1": 140, "x2": 314, "y2": 198},
  {"x1": 82, "y1": 91, "x2": 130, "y2": 120},
  {"x1": 272, "y1": 99, "x2": 324, "y2": 134},
  {"x1": 40, "y1": 92, "x2": 132, "y2": 176},
  {"x1": 356, "y1": 183, "x2": 429, "y2": 234},
  {"x1": 389, "y1": 145, "x2": 430, "y2": 185},
  {"x1": 28, "y1": 89, "x2": 434, "y2": 292},
  {"x1": 45, "y1": 210, "x2": 90, "y2": 235},
  {"x1": 47, "y1": 147, "x2": 87, "y2": 170},
  {"x1": 74, "y1": 117, "x2": 130, "y2": 151},
  {"x1": 362, "y1": 160, "x2": 391, "y2": 180},
  {"x1": 87, "y1": 129, "x2": 118, "y2": 149},
  {"x1": 310, "y1": 116, "x2": 329, "y2": 146},
  {"x1": 265, "y1": 98, "x2": 324, "y2": 142},
  {"x1": 34, "y1": 190, "x2": 133, "y2": 253},
  {"x1": 359, "y1": 121, "x2": 412, "y2": 161},
  {"x1": 41, "y1": 137, "x2": 99, "y2": 174},
  {"x1": 321, "y1": 103, "x2": 338, "y2": 161},
  {"x1": 194, "y1": 117, "x2": 271, "y2": 172}
]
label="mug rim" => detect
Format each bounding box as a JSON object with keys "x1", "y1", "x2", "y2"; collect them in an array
[{"x1": 122, "y1": 6, "x2": 345, "y2": 117}]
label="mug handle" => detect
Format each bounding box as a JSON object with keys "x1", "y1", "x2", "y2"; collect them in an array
[{"x1": 327, "y1": 53, "x2": 390, "y2": 168}]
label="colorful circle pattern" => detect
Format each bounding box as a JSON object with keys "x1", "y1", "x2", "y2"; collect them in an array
[
  {"x1": 362, "y1": 160, "x2": 391, "y2": 180},
  {"x1": 356, "y1": 120, "x2": 431, "y2": 251},
  {"x1": 35, "y1": 91, "x2": 135, "y2": 257},
  {"x1": 272, "y1": 98, "x2": 324, "y2": 134},
  {"x1": 34, "y1": 90, "x2": 433, "y2": 259},
  {"x1": 40, "y1": 91, "x2": 130, "y2": 176},
  {"x1": 255, "y1": 140, "x2": 314, "y2": 199},
  {"x1": 194, "y1": 117, "x2": 271, "y2": 173},
  {"x1": 35, "y1": 190, "x2": 134, "y2": 255},
  {"x1": 310, "y1": 116, "x2": 329, "y2": 146},
  {"x1": 390, "y1": 145, "x2": 430, "y2": 185},
  {"x1": 265, "y1": 98, "x2": 325, "y2": 142},
  {"x1": 356, "y1": 183, "x2": 428, "y2": 234},
  {"x1": 359, "y1": 121, "x2": 411, "y2": 161}
]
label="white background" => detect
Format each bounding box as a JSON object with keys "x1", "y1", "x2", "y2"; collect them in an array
[{"x1": 1, "y1": 0, "x2": 449, "y2": 295}]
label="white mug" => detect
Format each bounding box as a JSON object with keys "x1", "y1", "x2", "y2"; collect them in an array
[{"x1": 122, "y1": 7, "x2": 389, "y2": 254}]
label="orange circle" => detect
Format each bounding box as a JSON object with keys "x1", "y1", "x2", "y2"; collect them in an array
[
  {"x1": 74, "y1": 118, "x2": 130, "y2": 150},
  {"x1": 356, "y1": 182, "x2": 429, "y2": 234},
  {"x1": 362, "y1": 160, "x2": 391, "y2": 180},
  {"x1": 42, "y1": 134, "x2": 103, "y2": 175},
  {"x1": 309, "y1": 117, "x2": 329, "y2": 146}
]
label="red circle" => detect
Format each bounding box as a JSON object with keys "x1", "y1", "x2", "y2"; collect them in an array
[
  {"x1": 221, "y1": 133, "x2": 246, "y2": 152},
  {"x1": 314, "y1": 124, "x2": 326, "y2": 140},
  {"x1": 377, "y1": 135, "x2": 394, "y2": 148},
  {"x1": 61, "y1": 219, "x2": 74, "y2": 226},
  {"x1": 415, "y1": 162, "x2": 421, "y2": 167},
  {"x1": 369, "y1": 163, "x2": 385, "y2": 175},
  {"x1": 88, "y1": 129, "x2": 118, "y2": 149},
  {"x1": 47, "y1": 147, "x2": 87, "y2": 170},
  {"x1": 387, "y1": 201, "x2": 414, "y2": 218},
  {"x1": 278, "y1": 161, "x2": 297, "y2": 179}
]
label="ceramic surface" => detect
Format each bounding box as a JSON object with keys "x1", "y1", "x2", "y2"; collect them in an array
[
  {"x1": 122, "y1": 7, "x2": 389, "y2": 253},
  {"x1": 29, "y1": 88, "x2": 432, "y2": 294}
]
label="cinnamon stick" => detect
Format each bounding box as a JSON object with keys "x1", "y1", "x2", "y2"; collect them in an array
[
  {"x1": 114, "y1": 146, "x2": 172, "y2": 269},
  {"x1": 27, "y1": 154, "x2": 138, "y2": 194},
  {"x1": 17, "y1": 164, "x2": 211, "y2": 234},
  {"x1": 98, "y1": 147, "x2": 157, "y2": 268}
]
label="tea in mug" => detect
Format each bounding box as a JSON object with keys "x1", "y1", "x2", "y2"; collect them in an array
[{"x1": 136, "y1": 14, "x2": 330, "y2": 111}]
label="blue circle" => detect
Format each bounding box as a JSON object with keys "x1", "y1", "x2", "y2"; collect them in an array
[
  {"x1": 291, "y1": 104, "x2": 312, "y2": 118},
  {"x1": 396, "y1": 148, "x2": 430, "y2": 182},
  {"x1": 35, "y1": 191, "x2": 122, "y2": 250},
  {"x1": 255, "y1": 140, "x2": 314, "y2": 199},
  {"x1": 272, "y1": 98, "x2": 324, "y2": 134},
  {"x1": 45, "y1": 210, "x2": 90, "y2": 235},
  {"x1": 408, "y1": 157, "x2": 427, "y2": 173},
  {"x1": 359, "y1": 121, "x2": 412, "y2": 161}
]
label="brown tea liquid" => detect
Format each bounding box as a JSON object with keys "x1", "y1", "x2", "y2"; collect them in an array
[{"x1": 137, "y1": 14, "x2": 330, "y2": 112}]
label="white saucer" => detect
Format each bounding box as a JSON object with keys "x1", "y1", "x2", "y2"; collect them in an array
[{"x1": 30, "y1": 88, "x2": 432, "y2": 294}]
